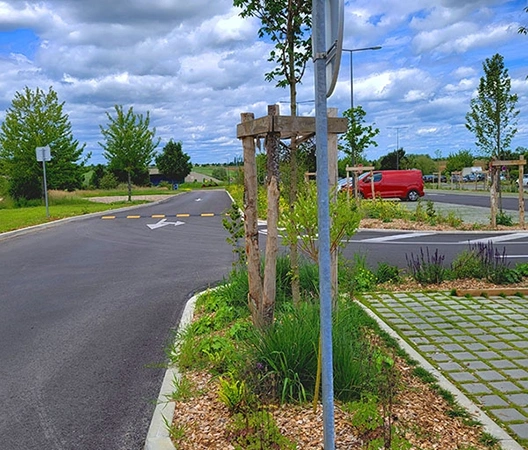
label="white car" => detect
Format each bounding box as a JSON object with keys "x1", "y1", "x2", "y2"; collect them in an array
[{"x1": 516, "y1": 174, "x2": 528, "y2": 187}]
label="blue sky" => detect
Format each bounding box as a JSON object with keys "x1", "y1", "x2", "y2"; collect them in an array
[{"x1": 0, "y1": 0, "x2": 527, "y2": 165}]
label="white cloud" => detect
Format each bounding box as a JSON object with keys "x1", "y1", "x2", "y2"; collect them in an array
[{"x1": 0, "y1": 0, "x2": 526, "y2": 164}]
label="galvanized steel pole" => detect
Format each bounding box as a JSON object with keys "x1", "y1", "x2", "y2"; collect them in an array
[{"x1": 312, "y1": 0, "x2": 335, "y2": 447}]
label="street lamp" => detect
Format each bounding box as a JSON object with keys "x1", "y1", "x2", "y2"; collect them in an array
[
  {"x1": 342, "y1": 46, "x2": 382, "y2": 164},
  {"x1": 387, "y1": 126, "x2": 409, "y2": 170}
]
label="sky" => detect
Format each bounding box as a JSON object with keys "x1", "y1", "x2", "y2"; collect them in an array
[{"x1": 0, "y1": 0, "x2": 527, "y2": 166}]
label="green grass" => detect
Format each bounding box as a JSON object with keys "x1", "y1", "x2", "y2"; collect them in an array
[{"x1": 0, "y1": 201, "x2": 140, "y2": 233}]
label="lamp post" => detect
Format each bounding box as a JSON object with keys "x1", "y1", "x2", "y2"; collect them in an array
[
  {"x1": 342, "y1": 46, "x2": 381, "y2": 165},
  {"x1": 387, "y1": 126, "x2": 409, "y2": 170}
]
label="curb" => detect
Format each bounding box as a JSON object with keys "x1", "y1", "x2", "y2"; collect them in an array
[
  {"x1": 357, "y1": 302, "x2": 524, "y2": 450},
  {"x1": 143, "y1": 293, "x2": 199, "y2": 450}
]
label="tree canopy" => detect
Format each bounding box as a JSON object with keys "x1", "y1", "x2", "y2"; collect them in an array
[
  {"x1": 465, "y1": 53, "x2": 519, "y2": 160},
  {"x1": 0, "y1": 86, "x2": 86, "y2": 201},
  {"x1": 445, "y1": 150, "x2": 474, "y2": 173},
  {"x1": 100, "y1": 105, "x2": 159, "y2": 200},
  {"x1": 155, "y1": 140, "x2": 192, "y2": 184},
  {"x1": 339, "y1": 106, "x2": 379, "y2": 165}
]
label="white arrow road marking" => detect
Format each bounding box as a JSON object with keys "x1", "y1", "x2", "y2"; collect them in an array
[
  {"x1": 195, "y1": 198, "x2": 202, "y2": 202},
  {"x1": 147, "y1": 219, "x2": 185, "y2": 230}
]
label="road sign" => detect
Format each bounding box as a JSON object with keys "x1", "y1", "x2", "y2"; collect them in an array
[
  {"x1": 325, "y1": 0, "x2": 344, "y2": 97},
  {"x1": 36, "y1": 146, "x2": 51, "y2": 162}
]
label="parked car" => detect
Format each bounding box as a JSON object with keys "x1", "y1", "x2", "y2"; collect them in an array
[
  {"x1": 423, "y1": 174, "x2": 446, "y2": 183},
  {"x1": 356, "y1": 169, "x2": 424, "y2": 201},
  {"x1": 337, "y1": 177, "x2": 353, "y2": 191},
  {"x1": 516, "y1": 174, "x2": 528, "y2": 187}
]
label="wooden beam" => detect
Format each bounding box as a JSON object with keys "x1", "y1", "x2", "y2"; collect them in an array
[
  {"x1": 490, "y1": 159, "x2": 527, "y2": 167},
  {"x1": 237, "y1": 115, "x2": 348, "y2": 139}
]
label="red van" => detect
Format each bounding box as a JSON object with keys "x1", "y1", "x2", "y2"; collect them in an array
[{"x1": 356, "y1": 170, "x2": 424, "y2": 201}]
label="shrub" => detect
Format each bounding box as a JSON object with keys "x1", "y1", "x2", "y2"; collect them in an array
[
  {"x1": 375, "y1": 262, "x2": 401, "y2": 284},
  {"x1": 361, "y1": 198, "x2": 408, "y2": 222},
  {"x1": 406, "y1": 248, "x2": 447, "y2": 284}
]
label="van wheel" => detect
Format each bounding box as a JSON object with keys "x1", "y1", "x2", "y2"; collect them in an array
[{"x1": 406, "y1": 190, "x2": 420, "y2": 202}]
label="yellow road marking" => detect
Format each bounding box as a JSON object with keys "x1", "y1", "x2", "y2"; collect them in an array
[
  {"x1": 176, "y1": 213, "x2": 190, "y2": 217},
  {"x1": 151, "y1": 214, "x2": 165, "y2": 218},
  {"x1": 201, "y1": 213, "x2": 215, "y2": 217},
  {"x1": 101, "y1": 216, "x2": 115, "y2": 219},
  {"x1": 127, "y1": 215, "x2": 141, "y2": 219}
]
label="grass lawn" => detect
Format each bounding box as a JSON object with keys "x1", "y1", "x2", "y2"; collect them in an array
[{"x1": 0, "y1": 201, "x2": 142, "y2": 233}]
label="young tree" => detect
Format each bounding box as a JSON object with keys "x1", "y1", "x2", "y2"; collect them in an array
[
  {"x1": 465, "y1": 54, "x2": 519, "y2": 160},
  {"x1": 234, "y1": 0, "x2": 312, "y2": 308},
  {"x1": 155, "y1": 140, "x2": 192, "y2": 185},
  {"x1": 340, "y1": 106, "x2": 379, "y2": 165},
  {"x1": 0, "y1": 86, "x2": 86, "y2": 201},
  {"x1": 100, "y1": 105, "x2": 159, "y2": 201},
  {"x1": 466, "y1": 53, "x2": 519, "y2": 213}
]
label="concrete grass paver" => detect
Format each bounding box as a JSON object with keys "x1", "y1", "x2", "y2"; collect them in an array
[{"x1": 359, "y1": 291, "x2": 528, "y2": 449}]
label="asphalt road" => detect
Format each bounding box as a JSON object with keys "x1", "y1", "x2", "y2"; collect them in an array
[
  {"x1": 0, "y1": 190, "x2": 233, "y2": 450},
  {"x1": 425, "y1": 190, "x2": 525, "y2": 211}
]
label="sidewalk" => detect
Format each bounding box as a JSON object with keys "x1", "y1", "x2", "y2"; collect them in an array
[{"x1": 359, "y1": 291, "x2": 528, "y2": 449}]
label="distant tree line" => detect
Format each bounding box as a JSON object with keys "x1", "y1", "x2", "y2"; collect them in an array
[{"x1": 0, "y1": 86, "x2": 192, "y2": 204}]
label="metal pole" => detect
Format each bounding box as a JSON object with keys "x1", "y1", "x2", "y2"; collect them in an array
[
  {"x1": 42, "y1": 159, "x2": 49, "y2": 218},
  {"x1": 312, "y1": 0, "x2": 335, "y2": 448},
  {"x1": 396, "y1": 128, "x2": 399, "y2": 170}
]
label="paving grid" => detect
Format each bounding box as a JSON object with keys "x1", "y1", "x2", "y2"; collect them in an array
[{"x1": 359, "y1": 291, "x2": 528, "y2": 448}]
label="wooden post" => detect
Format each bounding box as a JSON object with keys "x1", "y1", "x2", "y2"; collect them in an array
[
  {"x1": 241, "y1": 112, "x2": 263, "y2": 326},
  {"x1": 490, "y1": 164, "x2": 498, "y2": 229},
  {"x1": 520, "y1": 155, "x2": 525, "y2": 228},
  {"x1": 262, "y1": 105, "x2": 280, "y2": 327}
]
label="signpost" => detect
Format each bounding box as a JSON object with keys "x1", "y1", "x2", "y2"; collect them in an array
[{"x1": 36, "y1": 146, "x2": 51, "y2": 218}]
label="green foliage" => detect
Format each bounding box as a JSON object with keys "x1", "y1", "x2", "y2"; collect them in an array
[
  {"x1": 445, "y1": 150, "x2": 474, "y2": 174},
  {"x1": 248, "y1": 302, "x2": 319, "y2": 403},
  {"x1": 99, "y1": 172, "x2": 119, "y2": 190},
  {"x1": 340, "y1": 106, "x2": 380, "y2": 163},
  {"x1": 379, "y1": 149, "x2": 407, "y2": 170},
  {"x1": 496, "y1": 211, "x2": 513, "y2": 226},
  {"x1": 280, "y1": 183, "x2": 360, "y2": 262},
  {"x1": 349, "y1": 254, "x2": 377, "y2": 293},
  {"x1": 100, "y1": 105, "x2": 159, "y2": 200},
  {"x1": 406, "y1": 154, "x2": 437, "y2": 175},
  {"x1": 451, "y1": 249, "x2": 483, "y2": 279},
  {"x1": 155, "y1": 139, "x2": 192, "y2": 183},
  {"x1": 211, "y1": 167, "x2": 228, "y2": 181},
  {"x1": 479, "y1": 431, "x2": 500, "y2": 448},
  {"x1": 167, "y1": 374, "x2": 195, "y2": 402},
  {"x1": 406, "y1": 248, "x2": 448, "y2": 284},
  {"x1": 162, "y1": 415, "x2": 185, "y2": 443},
  {"x1": 466, "y1": 53, "x2": 519, "y2": 159},
  {"x1": 218, "y1": 374, "x2": 252, "y2": 413},
  {"x1": 233, "y1": 0, "x2": 311, "y2": 93},
  {"x1": 222, "y1": 203, "x2": 246, "y2": 268},
  {"x1": 345, "y1": 394, "x2": 383, "y2": 432},
  {"x1": 375, "y1": 263, "x2": 401, "y2": 284},
  {"x1": 227, "y1": 410, "x2": 296, "y2": 450},
  {"x1": 0, "y1": 86, "x2": 86, "y2": 200},
  {"x1": 361, "y1": 198, "x2": 408, "y2": 222}
]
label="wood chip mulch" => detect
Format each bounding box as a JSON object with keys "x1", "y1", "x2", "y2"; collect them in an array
[{"x1": 171, "y1": 361, "x2": 492, "y2": 450}]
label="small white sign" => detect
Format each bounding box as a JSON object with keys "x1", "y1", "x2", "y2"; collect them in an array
[{"x1": 36, "y1": 146, "x2": 51, "y2": 162}]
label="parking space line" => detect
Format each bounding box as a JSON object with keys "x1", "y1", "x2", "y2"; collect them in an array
[
  {"x1": 465, "y1": 233, "x2": 528, "y2": 244},
  {"x1": 360, "y1": 232, "x2": 435, "y2": 243}
]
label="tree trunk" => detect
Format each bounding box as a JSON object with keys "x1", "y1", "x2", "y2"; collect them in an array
[
  {"x1": 490, "y1": 166, "x2": 498, "y2": 229},
  {"x1": 263, "y1": 114, "x2": 280, "y2": 326},
  {"x1": 289, "y1": 77, "x2": 301, "y2": 305},
  {"x1": 240, "y1": 113, "x2": 263, "y2": 327}
]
